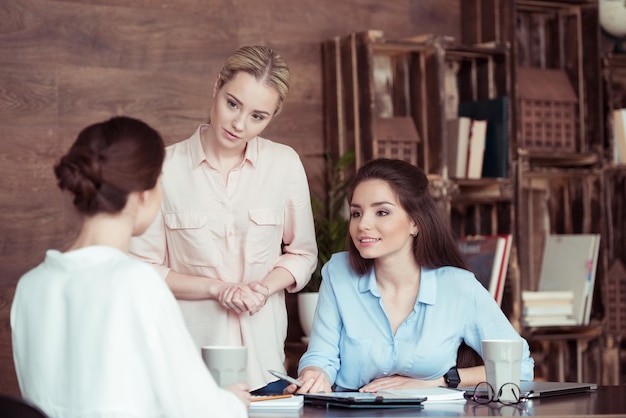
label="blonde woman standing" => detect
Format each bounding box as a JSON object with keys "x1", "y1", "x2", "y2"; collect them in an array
[{"x1": 130, "y1": 46, "x2": 317, "y2": 394}]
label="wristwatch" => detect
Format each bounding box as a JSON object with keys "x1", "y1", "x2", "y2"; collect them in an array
[{"x1": 444, "y1": 366, "x2": 461, "y2": 388}]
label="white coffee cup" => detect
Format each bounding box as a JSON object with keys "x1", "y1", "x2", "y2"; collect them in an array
[
  {"x1": 201, "y1": 345, "x2": 247, "y2": 387},
  {"x1": 481, "y1": 339, "x2": 523, "y2": 402}
]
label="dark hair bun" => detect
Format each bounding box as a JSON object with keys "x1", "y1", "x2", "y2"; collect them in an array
[
  {"x1": 55, "y1": 148, "x2": 103, "y2": 213},
  {"x1": 54, "y1": 116, "x2": 165, "y2": 216}
]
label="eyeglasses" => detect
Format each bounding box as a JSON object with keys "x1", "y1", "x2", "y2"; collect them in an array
[{"x1": 471, "y1": 381, "x2": 528, "y2": 406}]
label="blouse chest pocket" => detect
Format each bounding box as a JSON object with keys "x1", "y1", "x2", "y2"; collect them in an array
[
  {"x1": 245, "y1": 208, "x2": 283, "y2": 264},
  {"x1": 164, "y1": 212, "x2": 222, "y2": 267},
  {"x1": 339, "y1": 334, "x2": 374, "y2": 387}
]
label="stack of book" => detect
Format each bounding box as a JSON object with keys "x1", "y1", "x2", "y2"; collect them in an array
[
  {"x1": 447, "y1": 97, "x2": 508, "y2": 179},
  {"x1": 446, "y1": 117, "x2": 487, "y2": 179},
  {"x1": 536, "y1": 234, "x2": 600, "y2": 326},
  {"x1": 522, "y1": 290, "x2": 576, "y2": 327}
]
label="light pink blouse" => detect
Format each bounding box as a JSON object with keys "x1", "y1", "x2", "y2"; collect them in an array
[{"x1": 130, "y1": 125, "x2": 317, "y2": 390}]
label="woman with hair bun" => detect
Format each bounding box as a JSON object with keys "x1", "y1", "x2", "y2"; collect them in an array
[{"x1": 11, "y1": 116, "x2": 248, "y2": 418}]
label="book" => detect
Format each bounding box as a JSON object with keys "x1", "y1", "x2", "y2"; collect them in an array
[
  {"x1": 459, "y1": 97, "x2": 508, "y2": 178},
  {"x1": 522, "y1": 290, "x2": 575, "y2": 317},
  {"x1": 521, "y1": 290, "x2": 575, "y2": 302},
  {"x1": 465, "y1": 119, "x2": 488, "y2": 179},
  {"x1": 523, "y1": 303, "x2": 574, "y2": 317},
  {"x1": 249, "y1": 394, "x2": 304, "y2": 415},
  {"x1": 522, "y1": 285, "x2": 576, "y2": 326},
  {"x1": 381, "y1": 387, "x2": 466, "y2": 403},
  {"x1": 458, "y1": 234, "x2": 511, "y2": 306},
  {"x1": 537, "y1": 234, "x2": 601, "y2": 325},
  {"x1": 494, "y1": 234, "x2": 512, "y2": 306},
  {"x1": 613, "y1": 109, "x2": 626, "y2": 164},
  {"x1": 446, "y1": 117, "x2": 471, "y2": 178},
  {"x1": 524, "y1": 315, "x2": 578, "y2": 327},
  {"x1": 446, "y1": 116, "x2": 488, "y2": 179}
]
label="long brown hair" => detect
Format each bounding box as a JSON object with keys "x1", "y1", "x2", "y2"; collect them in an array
[
  {"x1": 347, "y1": 158, "x2": 468, "y2": 275},
  {"x1": 346, "y1": 159, "x2": 482, "y2": 367}
]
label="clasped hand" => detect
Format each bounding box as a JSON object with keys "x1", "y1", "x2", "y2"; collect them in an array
[{"x1": 217, "y1": 281, "x2": 270, "y2": 315}]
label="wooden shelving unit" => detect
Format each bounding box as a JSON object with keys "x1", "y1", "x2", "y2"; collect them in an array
[
  {"x1": 320, "y1": 0, "x2": 625, "y2": 384},
  {"x1": 461, "y1": 0, "x2": 626, "y2": 383},
  {"x1": 601, "y1": 54, "x2": 626, "y2": 385},
  {"x1": 321, "y1": 30, "x2": 520, "y2": 321}
]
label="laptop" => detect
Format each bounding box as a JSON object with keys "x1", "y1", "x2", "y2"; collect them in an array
[
  {"x1": 303, "y1": 392, "x2": 426, "y2": 409},
  {"x1": 460, "y1": 381, "x2": 597, "y2": 399}
]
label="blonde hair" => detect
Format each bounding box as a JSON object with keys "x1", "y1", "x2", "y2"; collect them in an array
[{"x1": 216, "y1": 45, "x2": 290, "y2": 115}]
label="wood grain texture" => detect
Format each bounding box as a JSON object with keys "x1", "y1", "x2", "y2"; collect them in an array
[
  {"x1": 0, "y1": 64, "x2": 57, "y2": 127},
  {"x1": 0, "y1": 0, "x2": 461, "y2": 396},
  {"x1": 1, "y1": 0, "x2": 238, "y2": 74},
  {"x1": 57, "y1": 66, "x2": 211, "y2": 145}
]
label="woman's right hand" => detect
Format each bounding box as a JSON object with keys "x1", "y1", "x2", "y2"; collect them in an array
[
  {"x1": 216, "y1": 282, "x2": 269, "y2": 315},
  {"x1": 283, "y1": 366, "x2": 332, "y2": 394}
]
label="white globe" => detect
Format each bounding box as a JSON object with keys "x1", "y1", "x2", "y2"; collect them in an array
[{"x1": 599, "y1": 0, "x2": 626, "y2": 39}]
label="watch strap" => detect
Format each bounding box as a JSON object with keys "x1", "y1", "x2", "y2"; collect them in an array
[{"x1": 444, "y1": 366, "x2": 460, "y2": 388}]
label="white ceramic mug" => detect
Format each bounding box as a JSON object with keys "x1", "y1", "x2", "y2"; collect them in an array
[
  {"x1": 481, "y1": 339, "x2": 523, "y2": 402},
  {"x1": 201, "y1": 345, "x2": 247, "y2": 387}
]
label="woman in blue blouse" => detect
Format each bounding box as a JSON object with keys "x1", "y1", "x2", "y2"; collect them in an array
[{"x1": 287, "y1": 158, "x2": 534, "y2": 394}]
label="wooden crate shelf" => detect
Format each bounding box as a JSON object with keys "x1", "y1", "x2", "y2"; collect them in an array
[{"x1": 322, "y1": 30, "x2": 511, "y2": 181}]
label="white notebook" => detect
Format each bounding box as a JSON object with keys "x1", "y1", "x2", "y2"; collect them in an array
[
  {"x1": 249, "y1": 394, "x2": 304, "y2": 413},
  {"x1": 381, "y1": 386, "x2": 466, "y2": 403}
]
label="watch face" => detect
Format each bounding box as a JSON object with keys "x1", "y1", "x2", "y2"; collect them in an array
[{"x1": 445, "y1": 368, "x2": 461, "y2": 387}]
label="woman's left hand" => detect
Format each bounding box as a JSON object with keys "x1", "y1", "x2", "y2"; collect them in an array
[
  {"x1": 241, "y1": 281, "x2": 270, "y2": 315},
  {"x1": 217, "y1": 283, "x2": 249, "y2": 314},
  {"x1": 359, "y1": 375, "x2": 442, "y2": 392}
]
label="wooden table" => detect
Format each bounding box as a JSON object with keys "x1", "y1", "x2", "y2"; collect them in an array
[{"x1": 256, "y1": 385, "x2": 626, "y2": 417}]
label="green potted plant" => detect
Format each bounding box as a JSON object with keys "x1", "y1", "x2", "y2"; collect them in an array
[{"x1": 298, "y1": 150, "x2": 354, "y2": 338}]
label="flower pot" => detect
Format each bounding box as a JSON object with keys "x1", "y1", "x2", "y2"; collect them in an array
[{"x1": 297, "y1": 292, "x2": 319, "y2": 341}]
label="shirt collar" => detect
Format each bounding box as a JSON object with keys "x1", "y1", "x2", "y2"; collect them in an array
[
  {"x1": 357, "y1": 266, "x2": 437, "y2": 305},
  {"x1": 189, "y1": 125, "x2": 208, "y2": 169},
  {"x1": 188, "y1": 124, "x2": 260, "y2": 170},
  {"x1": 418, "y1": 268, "x2": 437, "y2": 305},
  {"x1": 359, "y1": 269, "x2": 379, "y2": 296}
]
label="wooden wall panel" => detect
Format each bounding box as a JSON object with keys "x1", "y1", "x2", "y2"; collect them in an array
[
  {"x1": 56, "y1": 66, "x2": 211, "y2": 145},
  {"x1": 0, "y1": 0, "x2": 461, "y2": 396},
  {"x1": 1, "y1": 0, "x2": 237, "y2": 73},
  {"x1": 0, "y1": 64, "x2": 57, "y2": 127}
]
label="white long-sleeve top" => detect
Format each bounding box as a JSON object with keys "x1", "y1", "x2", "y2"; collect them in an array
[{"x1": 11, "y1": 246, "x2": 246, "y2": 418}]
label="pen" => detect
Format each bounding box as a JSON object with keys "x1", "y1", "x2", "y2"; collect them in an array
[
  {"x1": 250, "y1": 394, "x2": 293, "y2": 402},
  {"x1": 268, "y1": 369, "x2": 304, "y2": 387}
]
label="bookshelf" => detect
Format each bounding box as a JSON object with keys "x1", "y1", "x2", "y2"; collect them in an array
[
  {"x1": 319, "y1": 1, "x2": 626, "y2": 383},
  {"x1": 602, "y1": 54, "x2": 626, "y2": 374},
  {"x1": 321, "y1": 34, "x2": 514, "y2": 216},
  {"x1": 462, "y1": 0, "x2": 626, "y2": 383},
  {"x1": 321, "y1": 29, "x2": 519, "y2": 319}
]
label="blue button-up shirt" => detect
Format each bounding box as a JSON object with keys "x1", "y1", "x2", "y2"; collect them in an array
[{"x1": 298, "y1": 252, "x2": 534, "y2": 390}]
